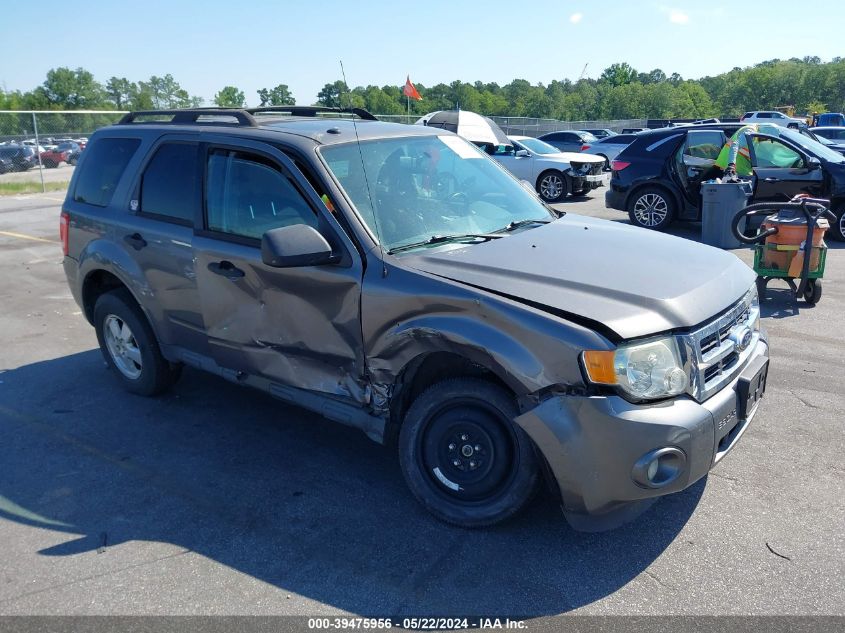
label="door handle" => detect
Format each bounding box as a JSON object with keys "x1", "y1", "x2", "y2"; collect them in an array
[
  {"x1": 208, "y1": 260, "x2": 245, "y2": 280},
  {"x1": 764, "y1": 177, "x2": 780, "y2": 182},
  {"x1": 123, "y1": 233, "x2": 147, "y2": 250}
]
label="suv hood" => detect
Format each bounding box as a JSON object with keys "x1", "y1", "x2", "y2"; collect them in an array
[{"x1": 401, "y1": 214, "x2": 755, "y2": 341}]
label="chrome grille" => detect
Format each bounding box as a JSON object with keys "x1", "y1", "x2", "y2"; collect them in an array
[{"x1": 680, "y1": 289, "x2": 759, "y2": 402}]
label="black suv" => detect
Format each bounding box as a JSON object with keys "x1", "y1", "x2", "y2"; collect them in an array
[
  {"x1": 605, "y1": 124, "x2": 845, "y2": 240},
  {"x1": 60, "y1": 107, "x2": 768, "y2": 530},
  {"x1": 0, "y1": 145, "x2": 38, "y2": 171}
]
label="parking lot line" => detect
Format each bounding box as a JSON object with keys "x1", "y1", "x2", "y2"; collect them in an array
[{"x1": 0, "y1": 230, "x2": 58, "y2": 243}]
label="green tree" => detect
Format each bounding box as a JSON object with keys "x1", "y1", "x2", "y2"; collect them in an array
[
  {"x1": 257, "y1": 84, "x2": 295, "y2": 106},
  {"x1": 214, "y1": 86, "x2": 246, "y2": 107},
  {"x1": 105, "y1": 77, "x2": 134, "y2": 109},
  {"x1": 316, "y1": 80, "x2": 349, "y2": 108},
  {"x1": 600, "y1": 63, "x2": 637, "y2": 87},
  {"x1": 141, "y1": 74, "x2": 194, "y2": 109},
  {"x1": 40, "y1": 67, "x2": 105, "y2": 109}
]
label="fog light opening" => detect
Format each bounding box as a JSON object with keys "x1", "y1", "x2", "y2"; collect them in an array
[{"x1": 633, "y1": 447, "x2": 686, "y2": 489}]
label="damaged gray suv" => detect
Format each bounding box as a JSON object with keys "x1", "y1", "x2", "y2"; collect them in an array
[{"x1": 61, "y1": 107, "x2": 769, "y2": 530}]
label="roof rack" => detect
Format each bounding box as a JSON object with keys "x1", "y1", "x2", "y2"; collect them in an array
[
  {"x1": 117, "y1": 106, "x2": 378, "y2": 127},
  {"x1": 117, "y1": 109, "x2": 258, "y2": 126}
]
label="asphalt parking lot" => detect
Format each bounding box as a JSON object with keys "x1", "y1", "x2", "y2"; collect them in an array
[{"x1": 0, "y1": 190, "x2": 843, "y2": 618}]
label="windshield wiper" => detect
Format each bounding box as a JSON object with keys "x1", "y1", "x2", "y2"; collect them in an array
[
  {"x1": 387, "y1": 233, "x2": 506, "y2": 255},
  {"x1": 498, "y1": 218, "x2": 553, "y2": 233}
]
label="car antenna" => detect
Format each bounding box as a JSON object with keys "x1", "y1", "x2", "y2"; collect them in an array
[{"x1": 340, "y1": 60, "x2": 388, "y2": 277}]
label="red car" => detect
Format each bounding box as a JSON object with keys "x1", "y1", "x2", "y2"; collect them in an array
[{"x1": 39, "y1": 147, "x2": 70, "y2": 168}]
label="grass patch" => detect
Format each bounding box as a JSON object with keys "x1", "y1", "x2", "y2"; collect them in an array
[{"x1": 0, "y1": 181, "x2": 69, "y2": 196}]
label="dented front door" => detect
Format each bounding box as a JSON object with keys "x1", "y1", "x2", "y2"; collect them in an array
[{"x1": 192, "y1": 137, "x2": 367, "y2": 402}]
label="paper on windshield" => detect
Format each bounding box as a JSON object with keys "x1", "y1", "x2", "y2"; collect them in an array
[{"x1": 439, "y1": 135, "x2": 482, "y2": 159}]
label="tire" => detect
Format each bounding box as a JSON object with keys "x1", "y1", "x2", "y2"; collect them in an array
[
  {"x1": 787, "y1": 123, "x2": 799, "y2": 130},
  {"x1": 628, "y1": 186, "x2": 676, "y2": 231},
  {"x1": 831, "y1": 207, "x2": 845, "y2": 242},
  {"x1": 44, "y1": 159, "x2": 56, "y2": 169},
  {"x1": 398, "y1": 378, "x2": 540, "y2": 528},
  {"x1": 93, "y1": 288, "x2": 182, "y2": 396},
  {"x1": 572, "y1": 188, "x2": 588, "y2": 196},
  {"x1": 803, "y1": 279, "x2": 822, "y2": 305},
  {"x1": 598, "y1": 154, "x2": 610, "y2": 171},
  {"x1": 536, "y1": 170, "x2": 569, "y2": 203}
]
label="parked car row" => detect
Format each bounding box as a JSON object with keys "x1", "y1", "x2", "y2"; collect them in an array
[{"x1": 0, "y1": 137, "x2": 87, "y2": 172}]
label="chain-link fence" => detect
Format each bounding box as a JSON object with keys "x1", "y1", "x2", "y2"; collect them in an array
[
  {"x1": 375, "y1": 114, "x2": 648, "y2": 136},
  {"x1": 0, "y1": 110, "x2": 126, "y2": 193}
]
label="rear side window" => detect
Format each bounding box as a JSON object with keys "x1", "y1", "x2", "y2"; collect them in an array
[
  {"x1": 73, "y1": 137, "x2": 140, "y2": 207},
  {"x1": 205, "y1": 149, "x2": 317, "y2": 241},
  {"x1": 139, "y1": 143, "x2": 198, "y2": 225}
]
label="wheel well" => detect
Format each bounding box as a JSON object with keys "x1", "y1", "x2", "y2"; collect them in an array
[
  {"x1": 386, "y1": 352, "x2": 512, "y2": 445},
  {"x1": 81, "y1": 270, "x2": 129, "y2": 324}
]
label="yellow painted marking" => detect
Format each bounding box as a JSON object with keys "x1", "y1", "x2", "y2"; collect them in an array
[{"x1": 0, "y1": 230, "x2": 58, "y2": 244}]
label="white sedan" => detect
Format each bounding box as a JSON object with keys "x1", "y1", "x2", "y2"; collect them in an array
[{"x1": 491, "y1": 135, "x2": 606, "y2": 203}]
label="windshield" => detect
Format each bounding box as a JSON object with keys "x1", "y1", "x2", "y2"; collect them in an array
[
  {"x1": 321, "y1": 134, "x2": 554, "y2": 252},
  {"x1": 512, "y1": 137, "x2": 562, "y2": 155},
  {"x1": 784, "y1": 128, "x2": 845, "y2": 163}
]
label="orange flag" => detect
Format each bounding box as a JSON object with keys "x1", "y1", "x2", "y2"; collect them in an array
[{"x1": 403, "y1": 76, "x2": 422, "y2": 101}]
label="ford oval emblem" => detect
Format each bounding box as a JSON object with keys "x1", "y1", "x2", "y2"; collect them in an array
[{"x1": 731, "y1": 326, "x2": 752, "y2": 352}]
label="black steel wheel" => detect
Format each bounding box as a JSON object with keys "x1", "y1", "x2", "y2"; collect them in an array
[
  {"x1": 803, "y1": 279, "x2": 822, "y2": 305},
  {"x1": 398, "y1": 378, "x2": 539, "y2": 527}
]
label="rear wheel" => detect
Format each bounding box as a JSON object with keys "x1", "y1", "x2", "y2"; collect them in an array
[
  {"x1": 628, "y1": 187, "x2": 676, "y2": 231},
  {"x1": 537, "y1": 170, "x2": 568, "y2": 203},
  {"x1": 398, "y1": 378, "x2": 539, "y2": 528},
  {"x1": 44, "y1": 159, "x2": 56, "y2": 168},
  {"x1": 94, "y1": 289, "x2": 182, "y2": 396},
  {"x1": 831, "y1": 206, "x2": 845, "y2": 242}
]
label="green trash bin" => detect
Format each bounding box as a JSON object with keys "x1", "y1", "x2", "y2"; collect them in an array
[{"x1": 700, "y1": 180, "x2": 753, "y2": 249}]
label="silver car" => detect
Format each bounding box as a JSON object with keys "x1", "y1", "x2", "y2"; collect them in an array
[
  {"x1": 579, "y1": 134, "x2": 638, "y2": 170},
  {"x1": 493, "y1": 135, "x2": 606, "y2": 202}
]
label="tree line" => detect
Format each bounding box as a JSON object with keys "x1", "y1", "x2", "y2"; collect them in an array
[{"x1": 2, "y1": 57, "x2": 844, "y2": 121}]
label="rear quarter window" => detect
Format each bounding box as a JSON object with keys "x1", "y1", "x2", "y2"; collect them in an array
[{"x1": 73, "y1": 137, "x2": 141, "y2": 207}]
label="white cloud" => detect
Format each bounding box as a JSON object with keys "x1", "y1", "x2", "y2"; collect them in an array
[
  {"x1": 569, "y1": 12, "x2": 583, "y2": 24},
  {"x1": 669, "y1": 9, "x2": 690, "y2": 24}
]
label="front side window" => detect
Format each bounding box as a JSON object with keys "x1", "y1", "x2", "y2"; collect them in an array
[
  {"x1": 205, "y1": 149, "x2": 317, "y2": 240},
  {"x1": 73, "y1": 137, "x2": 141, "y2": 207},
  {"x1": 140, "y1": 143, "x2": 198, "y2": 224},
  {"x1": 321, "y1": 134, "x2": 553, "y2": 252},
  {"x1": 752, "y1": 138, "x2": 804, "y2": 168}
]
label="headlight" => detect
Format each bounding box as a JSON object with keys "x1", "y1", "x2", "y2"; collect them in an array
[
  {"x1": 582, "y1": 336, "x2": 688, "y2": 400},
  {"x1": 748, "y1": 285, "x2": 760, "y2": 331}
]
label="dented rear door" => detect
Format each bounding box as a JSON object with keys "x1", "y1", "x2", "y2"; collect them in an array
[{"x1": 192, "y1": 136, "x2": 367, "y2": 402}]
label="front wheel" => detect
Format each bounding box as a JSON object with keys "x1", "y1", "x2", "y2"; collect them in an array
[
  {"x1": 398, "y1": 378, "x2": 539, "y2": 528},
  {"x1": 628, "y1": 187, "x2": 676, "y2": 231},
  {"x1": 537, "y1": 170, "x2": 569, "y2": 203}
]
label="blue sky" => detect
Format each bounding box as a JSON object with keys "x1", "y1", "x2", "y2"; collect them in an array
[{"x1": 1, "y1": 1, "x2": 841, "y2": 106}]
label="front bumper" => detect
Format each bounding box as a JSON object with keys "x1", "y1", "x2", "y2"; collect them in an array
[
  {"x1": 515, "y1": 339, "x2": 769, "y2": 531},
  {"x1": 567, "y1": 169, "x2": 607, "y2": 190}
]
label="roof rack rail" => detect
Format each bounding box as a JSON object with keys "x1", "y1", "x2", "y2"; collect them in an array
[
  {"x1": 245, "y1": 106, "x2": 378, "y2": 121},
  {"x1": 117, "y1": 106, "x2": 379, "y2": 127},
  {"x1": 118, "y1": 108, "x2": 259, "y2": 126}
]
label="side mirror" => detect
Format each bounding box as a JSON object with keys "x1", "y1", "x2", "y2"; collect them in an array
[
  {"x1": 261, "y1": 224, "x2": 338, "y2": 268},
  {"x1": 807, "y1": 156, "x2": 821, "y2": 170},
  {"x1": 515, "y1": 149, "x2": 530, "y2": 158}
]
